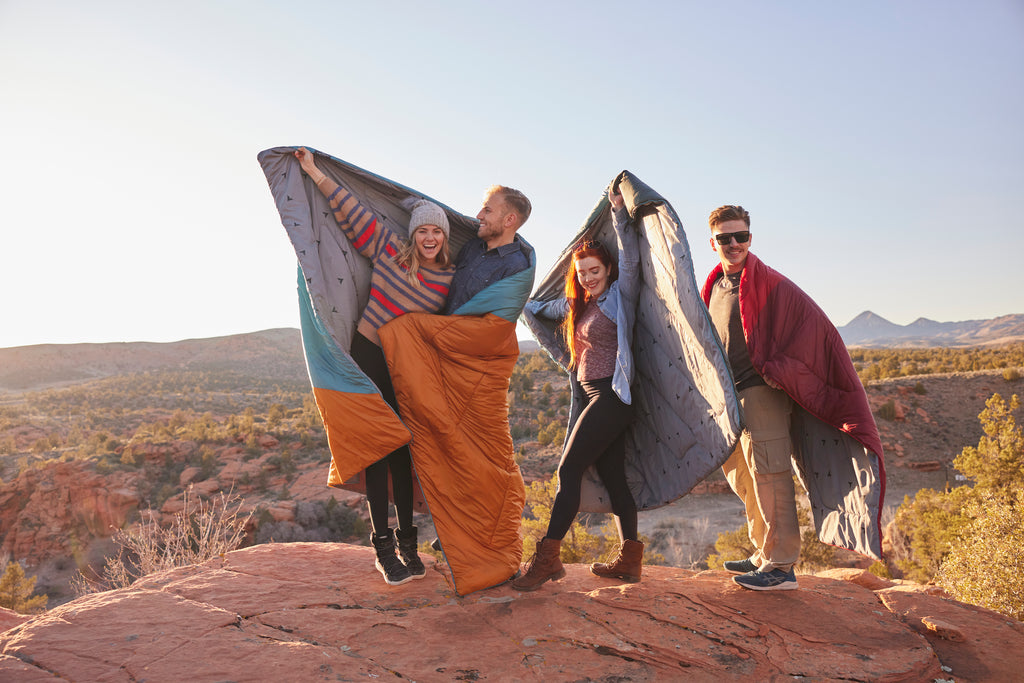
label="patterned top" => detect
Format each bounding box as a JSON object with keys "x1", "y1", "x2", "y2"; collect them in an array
[
  {"x1": 325, "y1": 183, "x2": 454, "y2": 346},
  {"x1": 574, "y1": 299, "x2": 618, "y2": 381}
]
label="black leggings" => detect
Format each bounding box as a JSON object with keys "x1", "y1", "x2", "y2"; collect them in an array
[
  {"x1": 546, "y1": 376, "x2": 637, "y2": 542},
  {"x1": 350, "y1": 332, "x2": 414, "y2": 535}
]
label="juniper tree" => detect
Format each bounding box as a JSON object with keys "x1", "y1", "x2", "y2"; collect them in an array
[{"x1": 0, "y1": 561, "x2": 47, "y2": 614}]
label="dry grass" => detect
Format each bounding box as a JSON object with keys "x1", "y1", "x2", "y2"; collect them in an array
[{"x1": 73, "y1": 487, "x2": 252, "y2": 595}]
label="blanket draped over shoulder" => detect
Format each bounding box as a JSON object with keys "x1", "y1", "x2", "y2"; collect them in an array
[
  {"x1": 378, "y1": 241, "x2": 535, "y2": 595},
  {"x1": 524, "y1": 171, "x2": 743, "y2": 512},
  {"x1": 379, "y1": 310, "x2": 530, "y2": 595},
  {"x1": 258, "y1": 147, "x2": 530, "y2": 593},
  {"x1": 702, "y1": 253, "x2": 887, "y2": 560}
]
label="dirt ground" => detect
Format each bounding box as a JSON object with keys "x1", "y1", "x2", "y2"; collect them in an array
[{"x1": 517, "y1": 369, "x2": 1024, "y2": 568}]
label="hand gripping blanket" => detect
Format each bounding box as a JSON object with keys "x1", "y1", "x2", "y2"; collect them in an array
[
  {"x1": 524, "y1": 171, "x2": 743, "y2": 512},
  {"x1": 258, "y1": 146, "x2": 531, "y2": 594},
  {"x1": 702, "y1": 253, "x2": 886, "y2": 560}
]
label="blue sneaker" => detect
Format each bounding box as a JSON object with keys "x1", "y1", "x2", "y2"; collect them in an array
[
  {"x1": 733, "y1": 568, "x2": 797, "y2": 591},
  {"x1": 723, "y1": 558, "x2": 758, "y2": 574}
]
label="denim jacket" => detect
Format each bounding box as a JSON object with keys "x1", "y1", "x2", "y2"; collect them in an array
[{"x1": 524, "y1": 206, "x2": 639, "y2": 404}]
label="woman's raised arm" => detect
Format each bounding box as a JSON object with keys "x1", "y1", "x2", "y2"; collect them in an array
[
  {"x1": 294, "y1": 147, "x2": 393, "y2": 262},
  {"x1": 609, "y1": 187, "x2": 639, "y2": 301}
]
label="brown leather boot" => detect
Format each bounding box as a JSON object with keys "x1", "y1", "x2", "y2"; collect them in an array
[
  {"x1": 511, "y1": 537, "x2": 565, "y2": 591},
  {"x1": 590, "y1": 539, "x2": 644, "y2": 582}
]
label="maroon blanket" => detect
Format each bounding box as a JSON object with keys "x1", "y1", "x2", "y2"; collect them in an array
[{"x1": 702, "y1": 253, "x2": 886, "y2": 559}]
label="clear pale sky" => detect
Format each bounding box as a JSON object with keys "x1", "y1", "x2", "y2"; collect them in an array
[{"x1": 2, "y1": 1, "x2": 1022, "y2": 350}]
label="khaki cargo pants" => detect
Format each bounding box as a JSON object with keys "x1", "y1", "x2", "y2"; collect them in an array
[{"x1": 722, "y1": 384, "x2": 800, "y2": 572}]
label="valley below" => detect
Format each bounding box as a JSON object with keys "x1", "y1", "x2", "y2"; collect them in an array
[{"x1": 1, "y1": 329, "x2": 1021, "y2": 609}]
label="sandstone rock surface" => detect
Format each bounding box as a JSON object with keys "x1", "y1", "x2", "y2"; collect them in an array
[
  {"x1": 0, "y1": 609, "x2": 28, "y2": 634},
  {"x1": 0, "y1": 461, "x2": 142, "y2": 564},
  {"x1": 2, "y1": 543, "x2": 1020, "y2": 682}
]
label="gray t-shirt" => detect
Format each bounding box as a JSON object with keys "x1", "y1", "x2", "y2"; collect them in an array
[{"x1": 708, "y1": 271, "x2": 766, "y2": 391}]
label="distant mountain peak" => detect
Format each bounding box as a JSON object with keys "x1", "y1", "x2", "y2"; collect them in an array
[
  {"x1": 843, "y1": 313, "x2": 892, "y2": 325},
  {"x1": 839, "y1": 313, "x2": 1024, "y2": 348},
  {"x1": 844, "y1": 311, "x2": 896, "y2": 328}
]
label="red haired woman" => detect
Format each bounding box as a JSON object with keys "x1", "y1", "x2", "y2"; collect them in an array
[{"x1": 513, "y1": 186, "x2": 642, "y2": 591}]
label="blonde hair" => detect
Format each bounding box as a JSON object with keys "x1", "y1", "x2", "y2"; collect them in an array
[
  {"x1": 396, "y1": 227, "x2": 452, "y2": 284},
  {"x1": 484, "y1": 185, "x2": 532, "y2": 228}
]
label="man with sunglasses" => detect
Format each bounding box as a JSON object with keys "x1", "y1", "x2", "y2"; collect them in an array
[{"x1": 701, "y1": 205, "x2": 884, "y2": 591}]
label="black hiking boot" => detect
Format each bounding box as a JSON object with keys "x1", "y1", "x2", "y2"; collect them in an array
[
  {"x1": 371, "y1": 529, "x2": 413, "y2": 586},
  {"x1": 395, "y1": 526, "x2": 426, "y2": 579}
]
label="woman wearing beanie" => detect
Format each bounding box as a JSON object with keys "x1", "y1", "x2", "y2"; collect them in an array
[
  {"x1": 513, "y1": 185, "x2": 642, "y2": 591},
  {"x1": 295, "y1": 147, "x2": 454, "y2": 586}
]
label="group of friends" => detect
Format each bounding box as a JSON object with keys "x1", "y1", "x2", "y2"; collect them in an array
[{"x1": 287, "y1": 146, "x2": 880, "y2": 595}]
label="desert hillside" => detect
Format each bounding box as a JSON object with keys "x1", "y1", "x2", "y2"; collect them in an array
[
  {"x1": 0, "y1": 330, "x2": 1021, "y2": 612},
  {"x1": 0, "y1": 328, "x2": 306, "y2": 392}
]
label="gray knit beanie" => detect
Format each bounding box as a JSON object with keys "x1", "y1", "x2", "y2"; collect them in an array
[{"x1": 406, "y1": 198, "x2": 450, "y2": 239}]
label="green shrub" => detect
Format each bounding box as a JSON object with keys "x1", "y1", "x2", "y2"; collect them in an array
[
  {"x1": 867, "y1": 560, "x2": 891, "y2": 579},
  {"x1": 796, "y1": 502, "x2": 836, "y2": 571},
  {"x1": 510, "y1": 422, "x2": 536, "y2": 441},
  {"x1": 0, "y1": 561, "x2": 47, "y2": 614},
  {"x1": 875, "y1": 400, "x2": 897, "y2": 421},
  {"x1": 537, "y1": 420, "x2": 565, "y2": 447},
  {"x1": 937, "y1": 490, "x2": 1024, "y2": 620},
  {"x1": 888, "y1": 487, "x2": 972, "y2": 583},
  {"x1": 705, "y1": 526, "x2": 754, "y2": 571},
  {"x1": 953, "y1": 393, "x2": 1022, "y2": 493},
  {"x1": 197, "y1": 445, "x2": 218, "y2": 479},
  {"x1": 520, "y1": 476, "x2": 619, "y2": 564},
  {"x1": 850, "y1": 343, "x2": 1024, "y2": 381},
  {"x1": 706, "y1": 497, "x2": 835, "y2": 572},
  {"x1": 886, "y1": 392, "x2": 1024, "y2": 622},
  {"x1": 120, "y1": 448, "x2": 142, "y2": 467}
]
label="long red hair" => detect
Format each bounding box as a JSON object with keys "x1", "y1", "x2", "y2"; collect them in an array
[{"x1": 562, "y1": 239, "x2": 618, "y2": 370}]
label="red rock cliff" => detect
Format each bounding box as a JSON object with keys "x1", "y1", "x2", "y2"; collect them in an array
[{"x1": 1, "y1": 542, "x2": 1021, "y2": 681}]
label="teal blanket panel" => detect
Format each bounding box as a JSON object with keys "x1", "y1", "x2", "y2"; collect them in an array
[
  {"x1": 452, "y1": 252, "x2": 536, "y2": 322},
  {"x1": 296, "y1": 266, "x2": 378, "y2": 394}
]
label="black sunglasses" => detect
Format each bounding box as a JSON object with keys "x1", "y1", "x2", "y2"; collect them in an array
[
  {"x1": 714, "y1": 231, "x2": 751, "y2": 245},
  {"x1": 574, "y1": 239, "x2": 604, "y2": 252}
]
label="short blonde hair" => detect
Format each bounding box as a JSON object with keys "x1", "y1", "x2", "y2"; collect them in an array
[{"x1": 485, "y1": 185, "x2": 532, "y2": 227}]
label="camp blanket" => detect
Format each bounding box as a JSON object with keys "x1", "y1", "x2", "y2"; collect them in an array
[
  {"x1": 258, "y1": 146, "x2": 531, "y2": 594},
  {"x1": 523, "y1": 171, "x2": 743, "y2": 513},
  {"x1": 377, "y1": 225, "x2": 535, "y2": 595},
  {"x1": 379, "y1": 310, "x2": 529, "y2": 595},
  {"x1": 702, "y1": 253, "x2": 886, "y2": 560}
]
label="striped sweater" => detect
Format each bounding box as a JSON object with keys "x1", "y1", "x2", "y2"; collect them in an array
[{"x1": 320, "y1": 179, "x2": 454, "y2": 346}]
